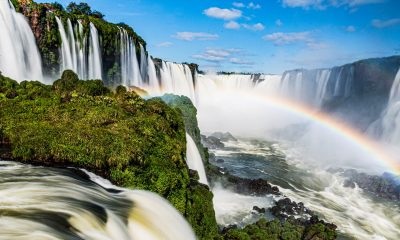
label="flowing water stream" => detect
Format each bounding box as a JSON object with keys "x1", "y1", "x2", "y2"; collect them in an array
[{"x1": 0, "y1": 161, "x2": 195, "y2": 240}]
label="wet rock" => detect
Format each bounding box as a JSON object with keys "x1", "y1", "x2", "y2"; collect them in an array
[
  {"x1": 225, "y1": 175, "x2": 281, "y2": 196},
  {"x1": 210, "y1": 132, "x2": 237, "y2": 142},
  {"x1": 252, "y1": 206, "x2": 266, "y2": 213},
  {"x1": 201, "y1": 135, "x2": 224, "y2": 149},
  {"x1": 269, "y1": 198, "x2": 312, "y2": 220},
  {"x1": 216, "y1": 159, "x2": 224, "y2": 163},
  {"x1": 220, "y1": 224, "x2": 237, "y2": 234},
  {"x1": 341, "y1": 169, "x2": 400, "y2": 201},
  {"x1": 189, "y1": 169, "x2": 200, "y2": 181}
]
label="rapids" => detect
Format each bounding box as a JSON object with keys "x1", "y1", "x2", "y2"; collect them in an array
[{"x1": 0, "y1": 161, "x2": 195, "y2": 240}]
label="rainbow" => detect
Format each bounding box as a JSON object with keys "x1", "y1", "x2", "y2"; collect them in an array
[
  {"x1": 245, "y1": 92, "x2": 400, "y2": 175},
  {"x1": 140, "y1": 85, "x2": 400, "y2": 175}
]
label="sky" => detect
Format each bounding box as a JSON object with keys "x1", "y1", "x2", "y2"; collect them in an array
[{"x1": 36, "y1": 0, "x2": 400, "y2": 74}]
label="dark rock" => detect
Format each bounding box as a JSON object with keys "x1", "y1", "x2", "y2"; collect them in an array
[
  {"x1": 216, "y1": 159, "x2": 224, "y2": 163},
  {"x1": 252, "y1": 206, "x2": 266, "y2": 213},
  {"x1": 340, "y1": 169, "x2": 400, "y2": 201},
  {"x1": 220, "y1": 224, "x2": 238, "y2": 234},
  {"x1": 269, "y1": 198, "x2": 312, "y2": 220},
  {"x1": 210, "y1": 132, "x2": 237, "y2": 142},
  {"x1": 189, "y1": 169, "x2": 200, "y2": 181},
  {"x1": 201, "y1": 135, "x2": 224, "y2": 149},
  {"x1": 225, "y1": 175, "x2": 281, "y2": 196}
]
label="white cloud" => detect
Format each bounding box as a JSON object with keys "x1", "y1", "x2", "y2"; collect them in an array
[
  {"x1": 203, "y1": 7, "x2": 242, "y2": 20},
  {"x1": 192, "y1": 48, "x2": 249, "y2": 65},
  {"x1": 346, "y1": 25, "x2": 356, "y2": 32},
  {"x1": 193, "y1": 48, "x2": 235, "y2": 62},
  {"x1": 282, "y1": 0, "x2": 325, "y2": 9},
  {"x1": 242, "y1": 23, "x2": 265, "y2": 31},
  {"x1": 282, "y1": 0, "x2": 384, "y2": 9},
  {"x1": 229, "y1": 57, "x2": 255, "y2": 65},
  {"x1": 372, "y1": 18, "x2": 400, "y2": 28},
  {"x1": 192, "y1": 54, "x2": 225, "y2": 62},
  {"x1": 344, "y1": 0, "x2": 385, "y2": 7},
  {"x1": 233, "y1": 2, "x2": 261, "y2": 9},
  {"x1": 205, "y1": 49, "x2": 232, "y2": 57},
  {"x1": 233, "y1": 2, "x2": 245, "y2": 8},
  {"x1": 173, "y1": 32, "x2": 219, "y2": 41},
  {"x1": 276, "y1": 19, "x2": 283, "y2": 27},
  {"x1": 156, "y1": 42, "x2": 173, "y2": 47},
  {"x1": 263, "y1": 31, "x2": 312, "y2": 45},
  {"x1": 224, "y1": 21, "x2": 241, "y2": 29},
  {"x1": 248, "y1": 2, "x2": 261, "y2": 9}
]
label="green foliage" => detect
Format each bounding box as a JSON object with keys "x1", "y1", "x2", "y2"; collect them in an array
[
  {"x1": 51, "y1": 2, "x2": 64, "y2": 11},
  {"x1": 0, "y1": 71, "x2": 219, "y2": 239},
  {"x1": 67, "y1": 2, "x2": 92, "y2": 15},
  {"x1": 186, "y1": 181, "x2": 219, "y2": 239},
  {"x1": 223, "y1": 218, "x2": 336, "y2": 240},
  {"x1": 162, "y1": 94, "x2": 209, "y2": 163}
]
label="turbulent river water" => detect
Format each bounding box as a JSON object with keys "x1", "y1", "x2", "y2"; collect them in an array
[
  {"x1": 210, "y1": 138, "x2": 400, "y2": 240},
  {"x1": 0, "y1": 161, "x2": 195, "y2": 240}
]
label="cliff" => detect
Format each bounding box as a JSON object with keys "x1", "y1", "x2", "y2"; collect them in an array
[
  {"x1": 0, "y1": 70, "x2": 219, "y2": 239},
  {"x1": 282, "y1": 56, "x2": 400, "y2": 130}
]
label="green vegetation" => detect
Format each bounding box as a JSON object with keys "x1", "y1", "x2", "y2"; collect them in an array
[
  {"x1": 162, "y1": 94, "x2": 209, "y2": 163},
  {"x1": 0, "y1": 70, "x2": 218, "y2": 239},
  {"x1": 222, "y1": 218, "x2": 337, "y2": 240},
  {"x1": 13, "y1": 0, "x2": 146, "y2": 83}
]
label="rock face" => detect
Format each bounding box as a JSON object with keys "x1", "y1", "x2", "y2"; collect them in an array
[
  {"x1": 341, "y1": 169, "x2": 400, "y2": 201},
  {"x1": 211, "y1": 132, "x2": 238, "y2": 142},
  {"x1": 223, "y1": 175, "x2": 280, "y2": 196},
  {"x1": 201, "y1": 134, "x2": 224, "y2": 149},
  {"x1": 283, "y1": 56, "x2": 400, "y2": 131},
  {"x1": 0, "y1": 72, "x2": 219, "y2": 240}
]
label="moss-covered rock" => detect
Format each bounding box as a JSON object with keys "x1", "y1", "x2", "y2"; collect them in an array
[
  {"x1": 162, "y1": 94, "x2": 209, "y2": 163},
  {"x1": 0, "y1": 71, "x2": 218, "y2": 239},
  {"x1": 222, "y1": 218, "x2": 337, "y2": 240}
]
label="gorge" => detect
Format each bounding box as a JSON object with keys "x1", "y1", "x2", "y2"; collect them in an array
[{"x1": 1, "y1": 0, "x2": 400, "y2": 239}]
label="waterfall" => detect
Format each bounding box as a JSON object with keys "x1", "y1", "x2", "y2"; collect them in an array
[
  {"x1": 55, "y1": 16, "x2": 73, "y2": 72},
  {"x1": 119, "y1": 29, "x2": 142, "y2": 87},
  {"x1": 368, "y1": 68, "x2": 400, "y2": 143},
  {"x1": 0, "y1": 0, "x2": 43, "y2": 81},
  {"x1": 55, "y1": 17, "x2": 102, "y2": 80},
  {"x1": 140, "y1": 44, "x2": 148, "y2": 82},
  {"x1": 0, "y1": 161, "x2": 196, "y2": 240},
  {"x1": 147, "y1": 55, "x2": 160, "y2": 93},
  {"x1": 158, "y1": 62, "x2": 196, "y2": 102},
  {"x1": 76, "y1": 21, "x2": 87, "y2": 78},
  {"x1": 186, "y1": 133, "x2": 208, "y2": 185},
  {"x1": 88, "y1": 22, "x2": 102, "y2": 80}
]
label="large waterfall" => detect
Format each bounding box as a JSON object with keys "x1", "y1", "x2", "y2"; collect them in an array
[
  {"x1": 0, "y1": 0, "x2": 43, "y2": 81},
  {"x1": 55, "y1": 17, "x2": 102, "y2": 80},
  {"x1": 368, "y1": 68, "x2": 400, "y2": 144},
  {"x1": 0, "y1": 161, "x2": 195, "y2": 240}
]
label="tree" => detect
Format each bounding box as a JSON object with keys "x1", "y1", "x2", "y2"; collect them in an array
[
  {"x1": 51, "y1": 2, "x2": 64, "y2": 11},
  {"x1": 66, "y1": 2, "x2": 92, "y2": 15}
]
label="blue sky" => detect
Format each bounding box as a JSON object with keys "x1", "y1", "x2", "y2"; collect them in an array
[{"x1": 37, "y1": 0, "x2": 400, "y2": 74}]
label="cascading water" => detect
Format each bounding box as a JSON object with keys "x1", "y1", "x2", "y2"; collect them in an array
[
  {"x1": 139, "y1": 44, "x2": 148, "y2": 82},
  {"x1": 88, "y1": 22, "x2": 102, "y2": 80},
  {"x1": 368, "y1": 68, "x2": 400, "y2": 144},
  {"x1": 0, "y1": 161, "x2": 196, "y2": 240},
  {"x1": 0, "y1": 0, "x2": 43, "y2": 81},
  {"x1": 119, "y1": 29, "x2": 142, "y2": 87},
  {"x1": 147, "y1": 55, "x2": 160, "y2": 93},
  {"x1": 158, "y1": 62, "x2": 196, "y2": 102},
  {"x1": 55, "y1": 17, "x2": 102, "y2": 80},
  {"x1": 186, "y1": 133, "x2": 208, "y2": 185}
]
